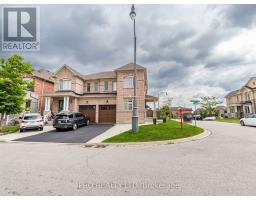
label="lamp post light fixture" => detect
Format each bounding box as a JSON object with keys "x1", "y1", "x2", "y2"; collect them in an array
[{"x1": 130, "y1": 4, "x2": 139, "y2": 133}]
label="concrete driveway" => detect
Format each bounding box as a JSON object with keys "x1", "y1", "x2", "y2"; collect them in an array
[
  {"x1": 14, "y1": 124, "x2": 113, "y2": 143},
  {"x1": 1, "y1": 121, "x2": 256, "y2": 195}
]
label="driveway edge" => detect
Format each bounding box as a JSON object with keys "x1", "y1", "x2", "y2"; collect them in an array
[{"x1": 85, "y1": 129, "x2": 212, "y2": 147}]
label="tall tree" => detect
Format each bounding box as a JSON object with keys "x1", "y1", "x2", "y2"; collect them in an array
[
  {"x1": 0, "y1": 55, "x2": 34, "y2": 126},
  {"x1": 200, "y1": 96, "x2": 221, "y2": 117}
]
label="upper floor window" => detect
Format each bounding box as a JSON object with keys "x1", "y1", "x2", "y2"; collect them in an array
[
  {"x1": 112, "y1": 81, "x2": 117, "y2": 91},
  {"x1": 95, "y1": 82, "x2": 99, "y2": 92},
  {"x1": 123, "y1": 76, "x2": 134, "y2": 88},
  {"x1": 104, "y1": 81, "x2": 109, "y2": 91},
  {"x1": 124, "y1": 98, "x2": 133, "y2": 111},
  {"x1": 246, "y1": 92, "x2": 250, "y2": 100},
  {"x1": 237, "y1": 96, "x2": 239, "y2": 102},
  {"x1": 59, "y1": 79, "x2": 71, "y2": 90},
  {"x1": 87, "y1": 83, "x2": 91, "y2": 92}
]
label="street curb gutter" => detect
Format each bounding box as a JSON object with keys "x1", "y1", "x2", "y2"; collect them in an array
[{"x1": 84, "y1": 129, "x2": 212, "y2": 147}]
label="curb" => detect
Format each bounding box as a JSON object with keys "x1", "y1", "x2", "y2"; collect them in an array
[{"x1": 84, "y1": 129, "x2": 212, "y2": 147}]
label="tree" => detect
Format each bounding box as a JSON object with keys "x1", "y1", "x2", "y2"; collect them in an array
[
  {"x1": 0, "y1": 55, "x2": 35, "y2": 126},
  {"x1": 159, "y1": 105, "x2": 170, "y2": 120},
  {"x1": 200, "y1": 96, "x2": 221, "y2": 117}
]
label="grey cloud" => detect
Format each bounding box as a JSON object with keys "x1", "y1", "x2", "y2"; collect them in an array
[{"x1": 0, "y1": 4, "x2": 255, "y2": 106}]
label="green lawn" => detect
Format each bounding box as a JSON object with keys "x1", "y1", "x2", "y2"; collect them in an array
[
  {"x1": 215, "y1": 118, "x2": 240, "y2": 124},
  {"x1": 0, "y1": 125, "x2": 20, "y2": 135},
  {"x1": 104, "y1": 120, "x2": 204, "y2": 143}
]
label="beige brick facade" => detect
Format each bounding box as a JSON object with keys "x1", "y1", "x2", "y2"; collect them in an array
[
  {"x1": 44, "y1": 63, "x2": 156, "y2": 124},
  {"x1": 226, "y1": 77, "x2": 256, "y2": 118}
]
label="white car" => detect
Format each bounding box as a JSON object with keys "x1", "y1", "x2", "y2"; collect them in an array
[
  {"x1": 20, "y1": 113, "x2": 44, "y2": 132},
  {"x1": 204, "y1": 116, "x2": 216, "y2": 121},
  {"x1": 240, "y1": 114, "x2": 256, "y2": 127}
]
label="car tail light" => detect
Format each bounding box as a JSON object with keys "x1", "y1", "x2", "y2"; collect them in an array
[
  {"x1": 21, "y1": 120, "x2": 28, "y2": 123},
  {"x1": 37, "y1": 119, "x2": 43, "y2": 122}
]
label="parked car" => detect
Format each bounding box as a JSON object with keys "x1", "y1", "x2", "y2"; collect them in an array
[
  {"x1": 53, "y1": 111, "x2": 90, "y2": 131},
  {"x1": 203, "y1": 116, "x2": 216, "y2": 121},
  {"x1": 240, "y1": 114, "x2": 256, "y2": 126},
  {"x1": 193, "y1": 114, "x2": 203, "y2": 120},
  {"x1": 20, "y1": 113, "x2": 44, "y2": 132}
]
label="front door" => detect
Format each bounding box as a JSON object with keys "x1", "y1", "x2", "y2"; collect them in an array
[{"x1": 58, "y1": 100, "x2": 64, "y2": 112}]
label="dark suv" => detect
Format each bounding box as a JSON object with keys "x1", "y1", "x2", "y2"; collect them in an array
[{"x1": 53, "y1": 112, "x2": 90, "y2": 131}]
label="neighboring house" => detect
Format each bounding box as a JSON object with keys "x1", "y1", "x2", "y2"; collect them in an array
[
  {"x1": 215, "y1": 106, "x2": 227, "y2": 118},
  {"x1": 25, "y1": 69, "x2": 55, "y2": 114},
  {"x1": 43, "y1": 63, "x2": 158, "y2": 124},
  {"x1": 225, "y1": 77, "x2": 256, "y2": 118},
  {"x1": 170, "y1": 107, "x2": 192, "y2": 118}
]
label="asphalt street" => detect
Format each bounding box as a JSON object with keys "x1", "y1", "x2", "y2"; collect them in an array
[{"x1": 1, "y1": 121, "x2": 256, "y2": 195}]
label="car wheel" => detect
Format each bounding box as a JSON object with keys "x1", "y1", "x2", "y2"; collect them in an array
[
  {"x1": 72, "y1": 123, "x2": 78, "y2": 130},
  {"x1": 56, "y1": 128, "x2": 61, "y2": 131},
  {"x1": 240, "y1": 120, "x2": 245, "y2": 126},
  {"x1": 86, "y1": 120, "x2": 90, "y2": 126},
  {"x1": 40, "y1": 127, "x2": 44, "y2": 131},
  {"x1": 20, "y1": 129, "x2": 24, "y2": 133}
]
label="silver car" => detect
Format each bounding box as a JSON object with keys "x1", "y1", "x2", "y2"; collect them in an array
[
  {"x1": 240, "y1": 114, "x2": 256, "y2": 127},
  {"x1": 20, "y1": 113, "x2": 44, "y2": 132}
]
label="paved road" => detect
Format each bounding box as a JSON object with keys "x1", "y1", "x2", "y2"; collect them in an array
[
  {"x1": 1, "y1": 121, "x2": 256, "y2": 195},
  {"x1": 14, "y1": 124, "x2": 113, "y2": 143}
]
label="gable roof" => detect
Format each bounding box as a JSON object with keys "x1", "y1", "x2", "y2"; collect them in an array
[
  {"x1": 83, "y1": 71, "x2": 116, "y2": 80},
  {"x1": 115, "y1": 63, "x2": 146, "y2": 71},
  {"x1": 54, "y1": 64, "x2": 84, "y2": 80},
  {"x1": 225, "y1": 89, "x2": 239, "y2": 97},
  {"x1": 33, "y1": 69, "x2": 54, "y2": 83}
]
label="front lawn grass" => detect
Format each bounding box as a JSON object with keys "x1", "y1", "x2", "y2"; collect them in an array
[
  {"x1": 104, "y1": 120, "x2": 204, "y2": 143},
  {"x1": 215, "y1": 118, "x2": 240, "y2": 124},
  {"x1": 0, "y1": 125, "x2": 20, "y2": 135}
]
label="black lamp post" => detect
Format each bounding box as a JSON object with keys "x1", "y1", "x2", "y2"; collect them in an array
[{"x1": 130, "y1": 4, "x2": 138, "y2": 132}]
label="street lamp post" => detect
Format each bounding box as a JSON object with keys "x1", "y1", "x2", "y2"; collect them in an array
[
  {"x1": 190, "y1": 99, "x2": 200, "y2": 127},
  {"x1": 130, "y1": 4, "x2": 139, "y2": 133}
]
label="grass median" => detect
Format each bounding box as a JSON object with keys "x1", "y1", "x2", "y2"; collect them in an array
[
  {"x1": 104, "y1": 120, "x2": 204, "y2": 143},
  {"x1": 215, "y1": 118, "x2": 240, "y2": 124},
  {"x1": 0, "y1": 125, "x2": 20, "y2": 135}
]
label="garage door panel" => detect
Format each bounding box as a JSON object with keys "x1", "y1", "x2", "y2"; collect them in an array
[
  {"x1": 79, "y1": 105, "x2": 96, "y2": 123},
  {"x1": 99, "y1": 105, "x2": 116, "y2": 124}
]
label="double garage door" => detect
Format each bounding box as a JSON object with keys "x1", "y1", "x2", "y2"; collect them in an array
[{"x1": 79, "y1": 105, "x2": 116, "y2": 124}]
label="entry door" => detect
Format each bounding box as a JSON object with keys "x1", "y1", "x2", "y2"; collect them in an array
[
  {"x1": 58, "y1": 100, "x2": 64, "y2": 112},
  {"x1": 99, "y1": 105, "x2": 116, "y2": 124}
]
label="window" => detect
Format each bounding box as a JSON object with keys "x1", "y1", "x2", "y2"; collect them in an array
[
  {"x1": 59, "y1": 80, "x2": 71, "y2": 90},
  {"x1": 95, "y1": 82, "x2": 99, "y2": 92},
  {"x1": 123, "y1": 76, "x2": 134, "y2": 88},
  {"x1": 87, "y1": 83, "x2": 91, "y2": 92},
  {"x1": 124, "y1": 98, "x2": 133, "y2": 111},
  {"x1": 112, "y1": 81, "x2": 117, "y2": 91},
  {"x1": 104, "y1": 81, "x2": 109, "y2": 91}
]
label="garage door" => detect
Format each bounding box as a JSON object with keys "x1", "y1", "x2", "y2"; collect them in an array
[
  {"x1": 99, "y1": 105, "x2": 116, "y2": 124},
  {"x1": 79, "y1": 105, "x2": 96, "y2": 123}
]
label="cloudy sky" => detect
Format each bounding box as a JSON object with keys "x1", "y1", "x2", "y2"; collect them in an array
[{"x1": 1, "y1": 4, "x2": 256, "y2": 107}]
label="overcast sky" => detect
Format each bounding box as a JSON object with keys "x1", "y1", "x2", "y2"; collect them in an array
[{"x1": 1, "y1": 4, "x2": 256, "y2": 107}]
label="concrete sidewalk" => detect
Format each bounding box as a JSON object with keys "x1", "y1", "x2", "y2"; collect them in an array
[{"x1": 0, "y1": 126, "x2": 55, "y2": 142}]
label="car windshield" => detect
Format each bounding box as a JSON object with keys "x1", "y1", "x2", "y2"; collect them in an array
[{"x1": 24, "y1": 115, "x2": 41, "y2": 120}]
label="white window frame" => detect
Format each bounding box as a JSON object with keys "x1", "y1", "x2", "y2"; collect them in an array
[
  {"x1": 112, "y1": 81, "x2": 117, "y2": 91},
  {"x1": 59, "y1": 79, "x2": 71, "y2": 90},
  {"x1": 95, "y1": 82, "x2": 99, "y2": 92},
  {"x1": 123, "y1": 75, "x2": 134, "y2": 89},
  {"x1": 104, "y1": 81, "x2": 109, "y2": 91},
  {"x1": 124, "y1": 98, "x2": 133, "y2": 111}
]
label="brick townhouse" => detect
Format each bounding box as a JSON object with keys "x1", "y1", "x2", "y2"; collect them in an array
[
  {"x1": 43, "y1": 63, "x2": 158, "y2": 124},
  {"x1": 225, "y1": 77, "x2": 256, "y2": 118},
  {"x1": 25, "y1": 69, "x2": 55, "y2": 114}
]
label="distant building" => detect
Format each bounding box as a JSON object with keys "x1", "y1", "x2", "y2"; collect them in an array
[
  {"x1": 215, "y1": 106, "x2": 227, "y2": 118},
  {"x1": 225, "y1": 77, "x2": 256, "y2": 118},
  {"x1": 170, "y1": 107, "x2": 192, "y2": 118}
]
